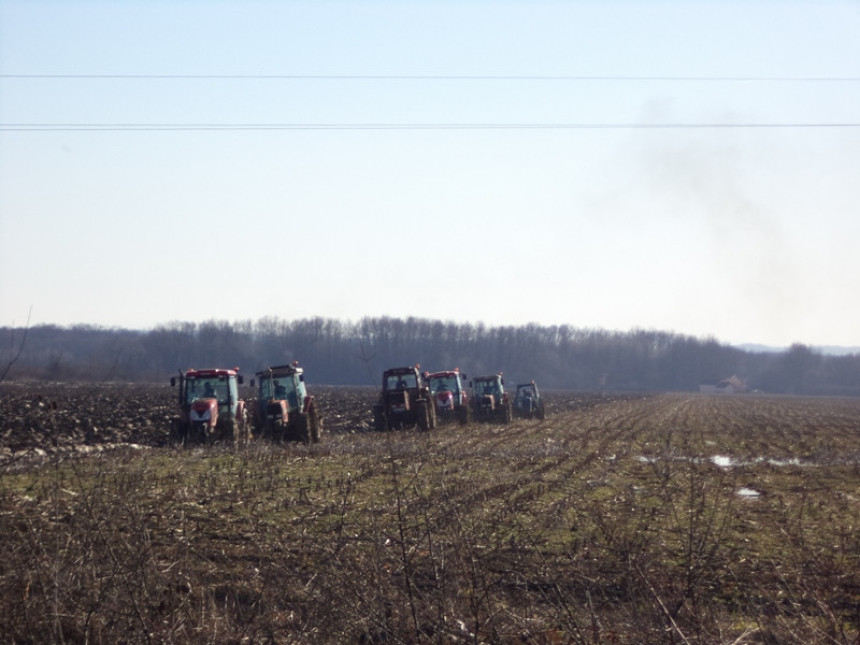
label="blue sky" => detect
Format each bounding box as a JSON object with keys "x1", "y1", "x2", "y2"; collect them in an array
[{"x1": 1, "y1": 1, "x2": 859, "y2": 347}]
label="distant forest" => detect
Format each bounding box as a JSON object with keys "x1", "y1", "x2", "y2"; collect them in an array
[{"x1": 3, "y1": 317, "x2": 860, "y2": 395}]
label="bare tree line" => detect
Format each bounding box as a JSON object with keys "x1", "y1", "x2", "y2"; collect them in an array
[{"x1": 2, "y1": 316, "x2": 859, "y2": 394}]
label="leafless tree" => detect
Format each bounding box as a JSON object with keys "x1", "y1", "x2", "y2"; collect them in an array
[{"x1": 0, "y1": 306, "x2": 31, "y2": 382}]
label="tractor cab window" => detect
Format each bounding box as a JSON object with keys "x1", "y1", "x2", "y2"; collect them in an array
[
  {"x1": 259, "y1": 378, "x2": 271, "y2": 400},
  {"x1": 386, "y1": 373, "x2": 417, "y2": 391},
  {"x1": 476, "y1": 379, "x2": 500, "y2": 397},
  {"x1": 262, "y1": 375, "x2": 302, "y2": 410},
  {"x1": 430, "y1": 375, "x2": 457, "y2": 393},
  {"x1": 261, "y1": 377, "x2": 286, "y2": 400},
  {"x1": 227, "y1": 377, "x2": 239, "y2": 407},
  {"x1": 517, "y1": 385, "x2": 536, "y2": 399},
  {"x1": 187, "y1": 377, "x2": 226, "y2": 404},
  {"x1": 293, "y1": 379, "x2": 307, "y2": 410}
]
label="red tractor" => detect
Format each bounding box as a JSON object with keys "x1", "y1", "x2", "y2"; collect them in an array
[
  {"x1": 170, "y1": 367, "x2": 247, "y2": 445},
  {"x1": 250, "y1": 362, "x2": 322, "y2": 443},
  {"x1": 372, "y1": 365, "x2": 437, "y2": 431},
  {"x1": 470, "y1": 373, "x2": 512, "y2": 424},
  {"x1": 426, "y1": 368, "x2": 470, "y2": 425}
]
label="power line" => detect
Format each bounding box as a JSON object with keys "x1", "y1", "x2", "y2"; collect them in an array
[
  {"x1": 2, "y1": 122, "x2": 859, "y2": 131},
  {"x1": 2, "y1": 74, "x2": 860, "y2": 82}
]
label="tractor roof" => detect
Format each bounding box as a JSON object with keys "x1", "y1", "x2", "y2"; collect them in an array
[
  {"x1": 427, "y1": 370, "x2": 462, "y2": 379},
  {"x1": 185, "y1": 368, "x2": 240, "y2": 378},
  {"x1": 383, "y1": 366, "x2": 421, "y2": 376},
  {"x1": 256, "y1": 363, "x2": 303, "y2": 378}
]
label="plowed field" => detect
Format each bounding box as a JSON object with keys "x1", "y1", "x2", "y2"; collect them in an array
[{"x1": 1, "y1": 384, "x2": 859, "y2": 644}]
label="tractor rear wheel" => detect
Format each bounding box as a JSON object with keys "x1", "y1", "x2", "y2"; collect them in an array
[
  {"x1": 373, "y1": 405, "x2": 387, "y2": 431},
  {"x1": 457, "y1": 405, "x2": 470, "y2": 426},
  {"x1": 309, "y1": 405, "x2": 321, "y2": 443},
  {"x1": 170, "y1": 418, "x2": 192, "y2": 447},
  {"x1": 217, "y1": 418, "x2": 236, "y2": 444},
  {"x1": 294, "y1": 414, "x2": 311, "y2": 443},
  {"x1": 190, "y1": 423, "x2": 206, "y2": 445},
  {"x1": 417, "y1": 400, "x2": 430, "y2": 431}
]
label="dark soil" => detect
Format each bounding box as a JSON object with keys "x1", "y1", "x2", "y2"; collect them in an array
[{"x1": 2, "y1": 384, "x2": 858, "y2": 644}]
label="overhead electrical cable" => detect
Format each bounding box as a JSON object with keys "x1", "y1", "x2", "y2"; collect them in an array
[
  {"x1": 2, "y1": 122, "x2": 859, "y2": 131},
  {"x1": 2, "y1": 74, "x2": 859, "y2": 82}
]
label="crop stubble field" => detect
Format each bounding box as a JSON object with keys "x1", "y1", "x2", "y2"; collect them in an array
[{"x1": 1, "y1": 384, "x2": 859, "y2": 644}]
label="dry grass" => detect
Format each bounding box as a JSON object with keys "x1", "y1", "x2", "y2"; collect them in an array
[{"x1": 1, "y1": 390, "x2": 859, "y2": 644}]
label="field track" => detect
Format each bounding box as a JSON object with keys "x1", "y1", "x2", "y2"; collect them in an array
[{"x1": 1, "y1": 385, "x2": 859, "y2": 643}]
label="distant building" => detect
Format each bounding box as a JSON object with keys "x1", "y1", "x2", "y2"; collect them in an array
[{"x1": 699, "y1": 375, "x2": 748, "y2": 394}]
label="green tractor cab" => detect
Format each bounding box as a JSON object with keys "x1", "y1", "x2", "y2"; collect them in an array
[
  {"x1": 470, "y1": 373, "x2": 512, "y2": 424},
  {"x1": 513, "y1": 381, "x2": 546, "y2": 420}
]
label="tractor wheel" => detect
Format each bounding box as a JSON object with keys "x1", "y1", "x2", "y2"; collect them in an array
[
  {"x1": 217, "y1": 418, "x2": 235, "y2": 444},
  {"x1": 457, "y1": 405, "x2": 470, "y2": 426},
  {"x1": 537, "y1": 401, "x2": 546, "y2": 420},
  {"x1": 373, "y1": 405, "x2": 387, "y2": 432},
  {"x1": 295, "y1": 414, "x2": 311, "y2": 444},
  {"x1": 309, "y1": 405, "x2": 321, "y2": 443},
  {"x1": 170, "y1": 418, "x2": 183, "y2": 445},
  {"x1": 502, "y1": 402, "x2": 512, "y2": 424},
  {"x1": 171, "y1": 419, "x2": 192, "y2": 447},
  {"x1": 190, "y1": 423, "x2": 206, "y2": 445},
  {"x1": 427, "y1": 399, "x2": 437, "y2": 429},
  {"x1": 416, "y1": 400, "x2": 430, "y2": 431}
]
